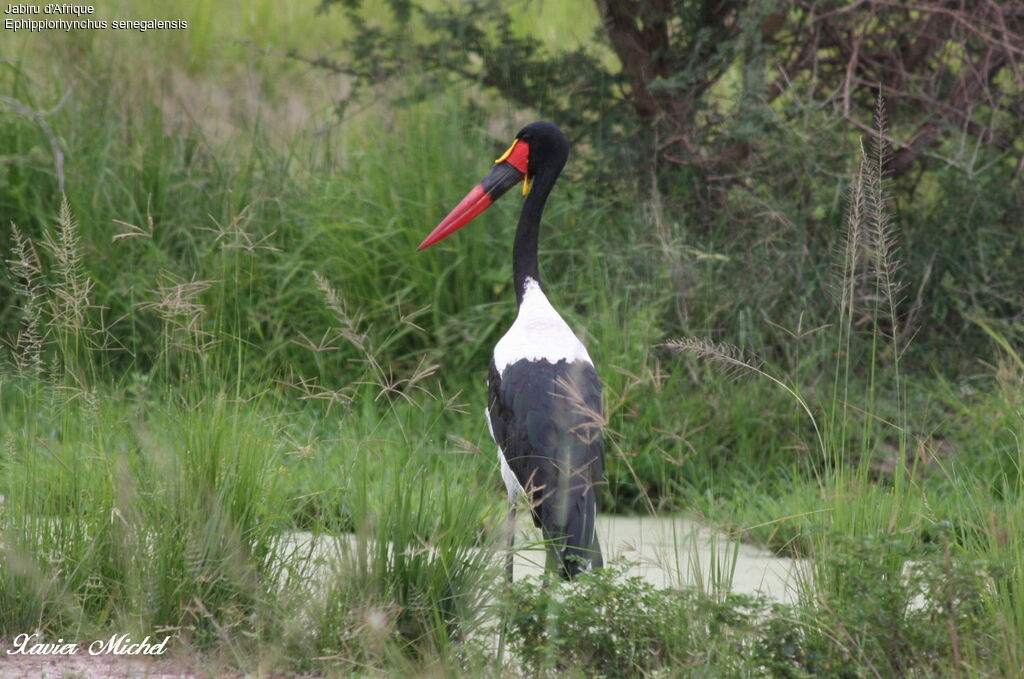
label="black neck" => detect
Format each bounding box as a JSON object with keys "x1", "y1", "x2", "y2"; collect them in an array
[{"x1": 513, "y1": 169, "x2": 558, "y2": 306}]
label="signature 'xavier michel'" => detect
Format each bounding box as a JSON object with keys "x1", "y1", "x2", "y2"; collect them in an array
[{"x1": 419, "y1": 121, "x2": 604, "y2": 579}]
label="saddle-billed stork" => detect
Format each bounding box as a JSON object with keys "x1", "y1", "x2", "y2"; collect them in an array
[{"x1": 418, "y1": 121, "x2": 604, "y2": 579}]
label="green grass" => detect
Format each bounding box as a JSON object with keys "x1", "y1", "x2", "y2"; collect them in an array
[{"x1": 3, "y1": 1, "x2": 1023, "y2": 675}]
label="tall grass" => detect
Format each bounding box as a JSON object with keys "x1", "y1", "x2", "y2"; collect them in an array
[
  {"x1": 0, "y1": 190, "x2": 505, "y2": 672},
  {"x1": 660, "y1": 104, "x2": 1024, "y2": 674}
]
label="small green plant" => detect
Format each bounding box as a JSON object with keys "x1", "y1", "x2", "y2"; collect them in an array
[
  {"x1": 504, "y1": 566, "x2": 766, "y2": 678},
  {"x1": 773, "y1": 534, "x2": 993, "y2": 678}
]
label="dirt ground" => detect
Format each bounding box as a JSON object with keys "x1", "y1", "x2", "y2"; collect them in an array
[{"x1": 0, "y1": 654, "x2": 233, "y2": 679}]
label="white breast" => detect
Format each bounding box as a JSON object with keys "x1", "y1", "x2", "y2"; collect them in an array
[{"x1": 492, "y1": 277, "x2": 592, "y2": 375}]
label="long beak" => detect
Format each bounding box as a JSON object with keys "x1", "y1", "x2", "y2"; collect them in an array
[{"x1": 417, "y1": 159, "x2": 526, "y2": 251}]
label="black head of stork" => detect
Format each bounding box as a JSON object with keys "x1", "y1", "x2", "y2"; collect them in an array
[{"x1": 419, "y1": 121, "x2": 604, "y2": 580}]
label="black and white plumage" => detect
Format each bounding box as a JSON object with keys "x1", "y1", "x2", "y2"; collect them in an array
[
  {"x1": 487, "y1": 279, "x2": 604, "y2": 578},
  {"x1": 419, "y1": 121, "x2": 605, "y2": 579}
]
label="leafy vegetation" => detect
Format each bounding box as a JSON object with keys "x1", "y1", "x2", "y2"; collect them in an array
[{"x1": 507, "y1": 547, "x2": 996, "y2": 679}]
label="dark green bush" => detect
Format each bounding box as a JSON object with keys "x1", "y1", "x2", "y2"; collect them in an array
[{"x1": 504, "y1": 540, "x2": 994, "y2": 678}]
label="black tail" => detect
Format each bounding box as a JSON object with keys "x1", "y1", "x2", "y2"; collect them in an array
[{"x1": 546, "y1": 489, "x2": 602, "y2": 579}]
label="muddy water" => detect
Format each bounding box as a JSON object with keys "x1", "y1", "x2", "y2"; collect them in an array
[
  {"x1": 509, "y1": 515, "x2": 803, "y2": 603},
  {"x1": 281, "y1": 514, "x2": 804, "y2": 603}
]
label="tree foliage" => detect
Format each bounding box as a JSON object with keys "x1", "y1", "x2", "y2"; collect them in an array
[{"x1": 314, "y1": 0, "x2": 1024, "y2": 192}]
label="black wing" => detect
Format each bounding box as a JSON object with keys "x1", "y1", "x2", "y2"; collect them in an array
[{"x1": 488, "y1": 357, "x2": 604, "y2": 577}]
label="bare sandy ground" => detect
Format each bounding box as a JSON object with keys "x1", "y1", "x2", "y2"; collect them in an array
[{"x1": 0, "y1": 654, "x2": 225, "y2": 679}]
